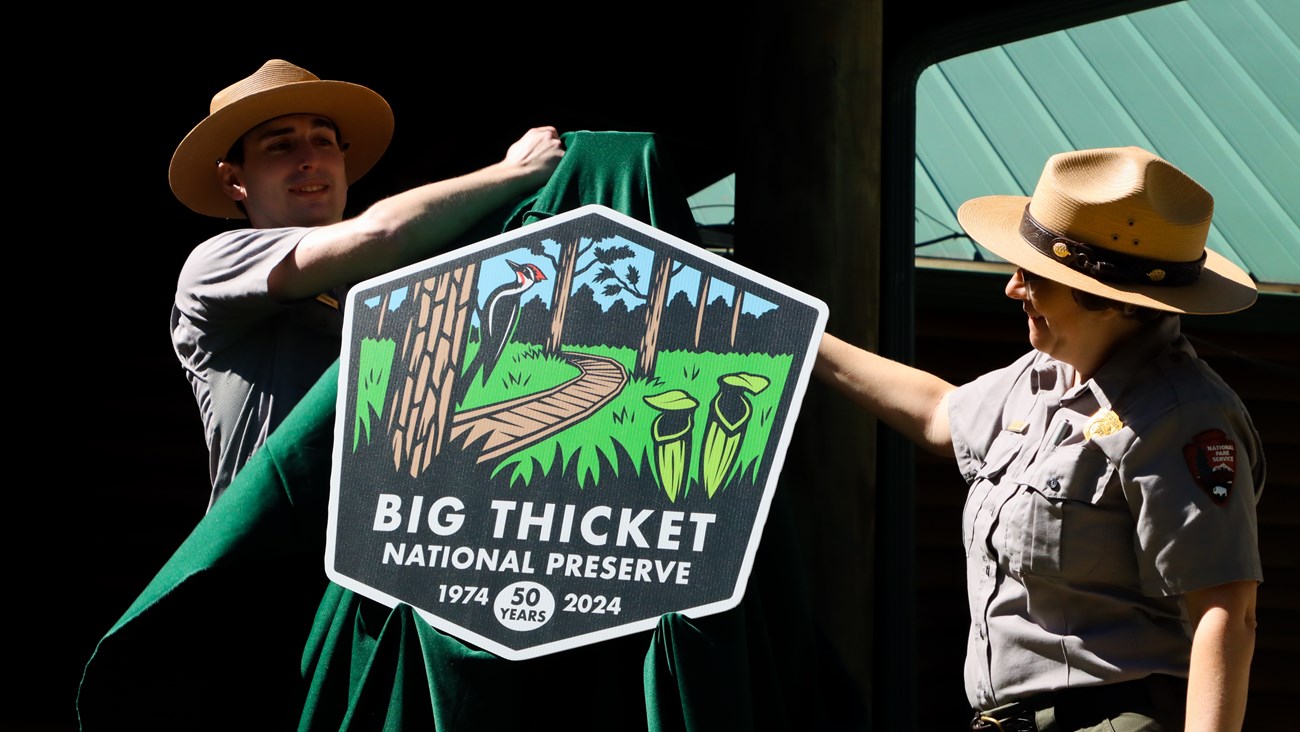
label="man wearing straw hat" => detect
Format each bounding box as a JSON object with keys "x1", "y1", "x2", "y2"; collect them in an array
[
  {"x1": 816, "y1": 146, "x2": 1263, "y2": 731},
  {"x1": 169, "y1": 59, "x2": 564, "y2": 512}
]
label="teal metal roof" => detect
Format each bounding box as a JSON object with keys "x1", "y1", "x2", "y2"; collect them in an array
[{"x1": 914, "y1": 0, "x2": 1300, "y2": 295}]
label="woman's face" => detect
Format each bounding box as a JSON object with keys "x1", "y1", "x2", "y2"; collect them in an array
[{"x1": 1005, "y1": 268, "x2": 1136, "y2": 381}]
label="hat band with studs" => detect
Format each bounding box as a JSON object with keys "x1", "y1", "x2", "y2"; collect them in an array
[{"x1": 1018, "y1": 206, "x2": 1206, "y2": 286}]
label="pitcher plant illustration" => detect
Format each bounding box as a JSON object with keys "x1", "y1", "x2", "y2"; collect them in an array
[
  {"x1": 700, "y1": 373, "x2": 770, "y2": 497},
  {"x1": 643, "y1": 389, "x2": 699, "y2": 502}
]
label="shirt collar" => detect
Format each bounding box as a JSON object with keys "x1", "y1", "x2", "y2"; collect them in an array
[
  {"x1": 1078, "y1": 315, "x2": 1185, "y2": 409},
  {"x1": 1029, "y1": 357, "x2": 1066, "y2": 395}
]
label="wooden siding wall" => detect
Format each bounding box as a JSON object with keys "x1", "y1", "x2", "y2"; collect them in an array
[{"x1": 912, "y1": 268, "x2": 1298, "y2": 731}]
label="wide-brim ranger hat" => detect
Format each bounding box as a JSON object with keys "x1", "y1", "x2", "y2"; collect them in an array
[
  {"x1": 957, "y1": 146, "x2": 1257, "y2": 315},
  {"x1": 170, "y1": 59, "x2": 395, "y2": 219}
]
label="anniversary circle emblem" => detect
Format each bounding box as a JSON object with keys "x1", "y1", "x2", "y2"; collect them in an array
[{"x1": 326, "y1": 205, "x2": 827, "y2": 659}]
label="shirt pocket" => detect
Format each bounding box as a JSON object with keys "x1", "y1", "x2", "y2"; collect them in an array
[
  {"x1": 962, "y1": 430, "x2": 1025, "y2": 553},
  {"x1": 1005, "y1": 444, "x2": 1128, "y2": 580}
]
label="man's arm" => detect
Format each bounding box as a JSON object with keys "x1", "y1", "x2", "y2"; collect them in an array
[
  {"x1": 268, "y1": 126, "x2": 564, "y2": 302},
  {"x1": 1183, "y1": 579, "x2": 1257, "y2": 732},
  {"x1": 813, "y1": 332, "x2": 956, "y2": 456}
]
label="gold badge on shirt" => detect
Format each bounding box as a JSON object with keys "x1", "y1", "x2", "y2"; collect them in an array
[
  {"x1": 316, "y1": 292, "x2": 340, "y2": 310},
  {"x1": 1082, "y1": 408, "x2": 1123, "y2": 440}
]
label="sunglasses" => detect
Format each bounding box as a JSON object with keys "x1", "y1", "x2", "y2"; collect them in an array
[{"x1": 1017, "y1": 267, "x2": 1050, "y2": 298}]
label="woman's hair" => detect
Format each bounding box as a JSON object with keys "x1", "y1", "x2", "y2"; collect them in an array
[
  {"x1": 1022, "y1": 267, "x2": 1168, "y2": 321},
  {"x1": 1071, "y1": 288, "x2": 1168, "y2": 321}
]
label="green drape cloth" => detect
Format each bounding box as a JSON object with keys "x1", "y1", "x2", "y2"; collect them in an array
[{"x1": 78, "y1": 132, "x2": 865, "y2": 731}]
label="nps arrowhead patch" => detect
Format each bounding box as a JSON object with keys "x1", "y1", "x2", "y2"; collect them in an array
[{"x1": 1183, "y1": 429, "x2": 1236, "y2": 506}]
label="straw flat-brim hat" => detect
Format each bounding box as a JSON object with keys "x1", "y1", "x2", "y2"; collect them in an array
[
  {"x1": 957, "y1": 146, "x2": 1257, "y2": 315},
  {"x1": 170, "y1": 59, "x2": 394, "y2": 219}
]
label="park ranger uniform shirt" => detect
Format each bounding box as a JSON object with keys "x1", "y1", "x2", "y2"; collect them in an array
[
  {"x1": 946, "y1": 314, "x2": 1264, "y2": 710},
  {"x1": 172, "y1": 227, "x2": 346, "y2": 513}
]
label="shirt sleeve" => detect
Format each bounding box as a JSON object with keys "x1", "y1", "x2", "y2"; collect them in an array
[
  {"x1": 948, "y1": 349, "x2": 1041, "y2": 484},
  {"x1": 1104, "y1": 369, "x2": 1265, "y2": 597},
  {"x1": 173, "y1": 227, "x2": 313, "y2": 356}
]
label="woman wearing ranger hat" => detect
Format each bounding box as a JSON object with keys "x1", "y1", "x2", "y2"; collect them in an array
[
  {"x1": 815, "y1": 146, "x2": 1263, "y2": 731},
  {"x1": 169, "y1": 59, "x2": 565, "y2": 512}
]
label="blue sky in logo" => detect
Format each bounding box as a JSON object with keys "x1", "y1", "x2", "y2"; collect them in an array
[
  {"x1": 478, "y1": 236, "x2": 777, "y2": 316},
  {"x1": 362, "y1": 235, "x2": 778, "y2": 322}
]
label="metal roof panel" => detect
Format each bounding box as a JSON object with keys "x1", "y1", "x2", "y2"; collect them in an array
[{"x1": 914, "y1": 0, "x2": 1300, "y2": 293}]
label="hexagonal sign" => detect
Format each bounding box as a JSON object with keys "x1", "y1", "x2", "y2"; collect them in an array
[{"x1": 326, "y1": 204, "x2": 827, "y2": 659}]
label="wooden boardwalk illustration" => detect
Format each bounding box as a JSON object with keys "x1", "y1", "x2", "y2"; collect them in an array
[{"x1": 449, "y1": 352, "x2": 629, "y2": 463}]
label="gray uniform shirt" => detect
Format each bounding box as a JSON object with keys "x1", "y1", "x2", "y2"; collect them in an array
[
  {"x1": 172, "y1": 227, "x2": 345, "y2": 511},
  {"x1": 947, "y1": 315, "x2": 1264, "y2": 709}
]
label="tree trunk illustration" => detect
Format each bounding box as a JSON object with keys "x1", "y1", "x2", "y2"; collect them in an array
[
  {"x1": 387, "y1": 262, "x2": 477, "y2": 477},
  {"x1": 635, "y1": 254, "x2": 674, "y2": 378},
  {"x1": 545, "y1": 236, "x2": 581, "y2": 355},
  {"x1": 693, "y1": 274, "x2": 711, "y2": 349},
  {"x1": 729, "y1": 288, "x2": 745, "y2": 348}
]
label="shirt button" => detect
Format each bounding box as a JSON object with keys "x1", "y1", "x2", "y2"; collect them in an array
[{"x1": 985, "y1": 564, "x2": 993, "y2": 577}]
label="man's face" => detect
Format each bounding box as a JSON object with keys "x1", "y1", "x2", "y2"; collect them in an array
[{"x1": 220, "y1": 114, "x2": 348, "y2": 228}]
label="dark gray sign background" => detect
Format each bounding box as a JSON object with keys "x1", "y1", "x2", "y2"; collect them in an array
[{"x1": 327, "y1": 205, "x2": 826, "y2": 659}]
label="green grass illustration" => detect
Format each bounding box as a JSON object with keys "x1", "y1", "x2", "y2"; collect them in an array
[
  {"x1": 483, "y1": 345, "x2": 791, "y2": 499},
  {"x1": 353, "y1": 338, "x2": 396, "y2": 451},
  {"x1": 351, "y1": 337, "x2": 792, "y2": 501},
  {"x1": 458, "y1": 343, "x2": 579, "y2": 410}
]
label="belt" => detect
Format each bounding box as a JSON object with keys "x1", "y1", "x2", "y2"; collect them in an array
[
  {"x1": 968, "y1": 678, "x2": 1171, "y2": 732},
  {"x1": 969, "y1": 699, "x2": 1043, "y2": 732}
]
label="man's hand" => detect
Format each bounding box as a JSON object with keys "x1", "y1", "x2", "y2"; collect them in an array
[{"x1": 501, "y1": 126, "x2": 565, "y2": 187}]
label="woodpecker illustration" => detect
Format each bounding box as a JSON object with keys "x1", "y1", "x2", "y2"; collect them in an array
[{"x1": 457, "y1": 259, "x2": 547, "y2": 405}]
